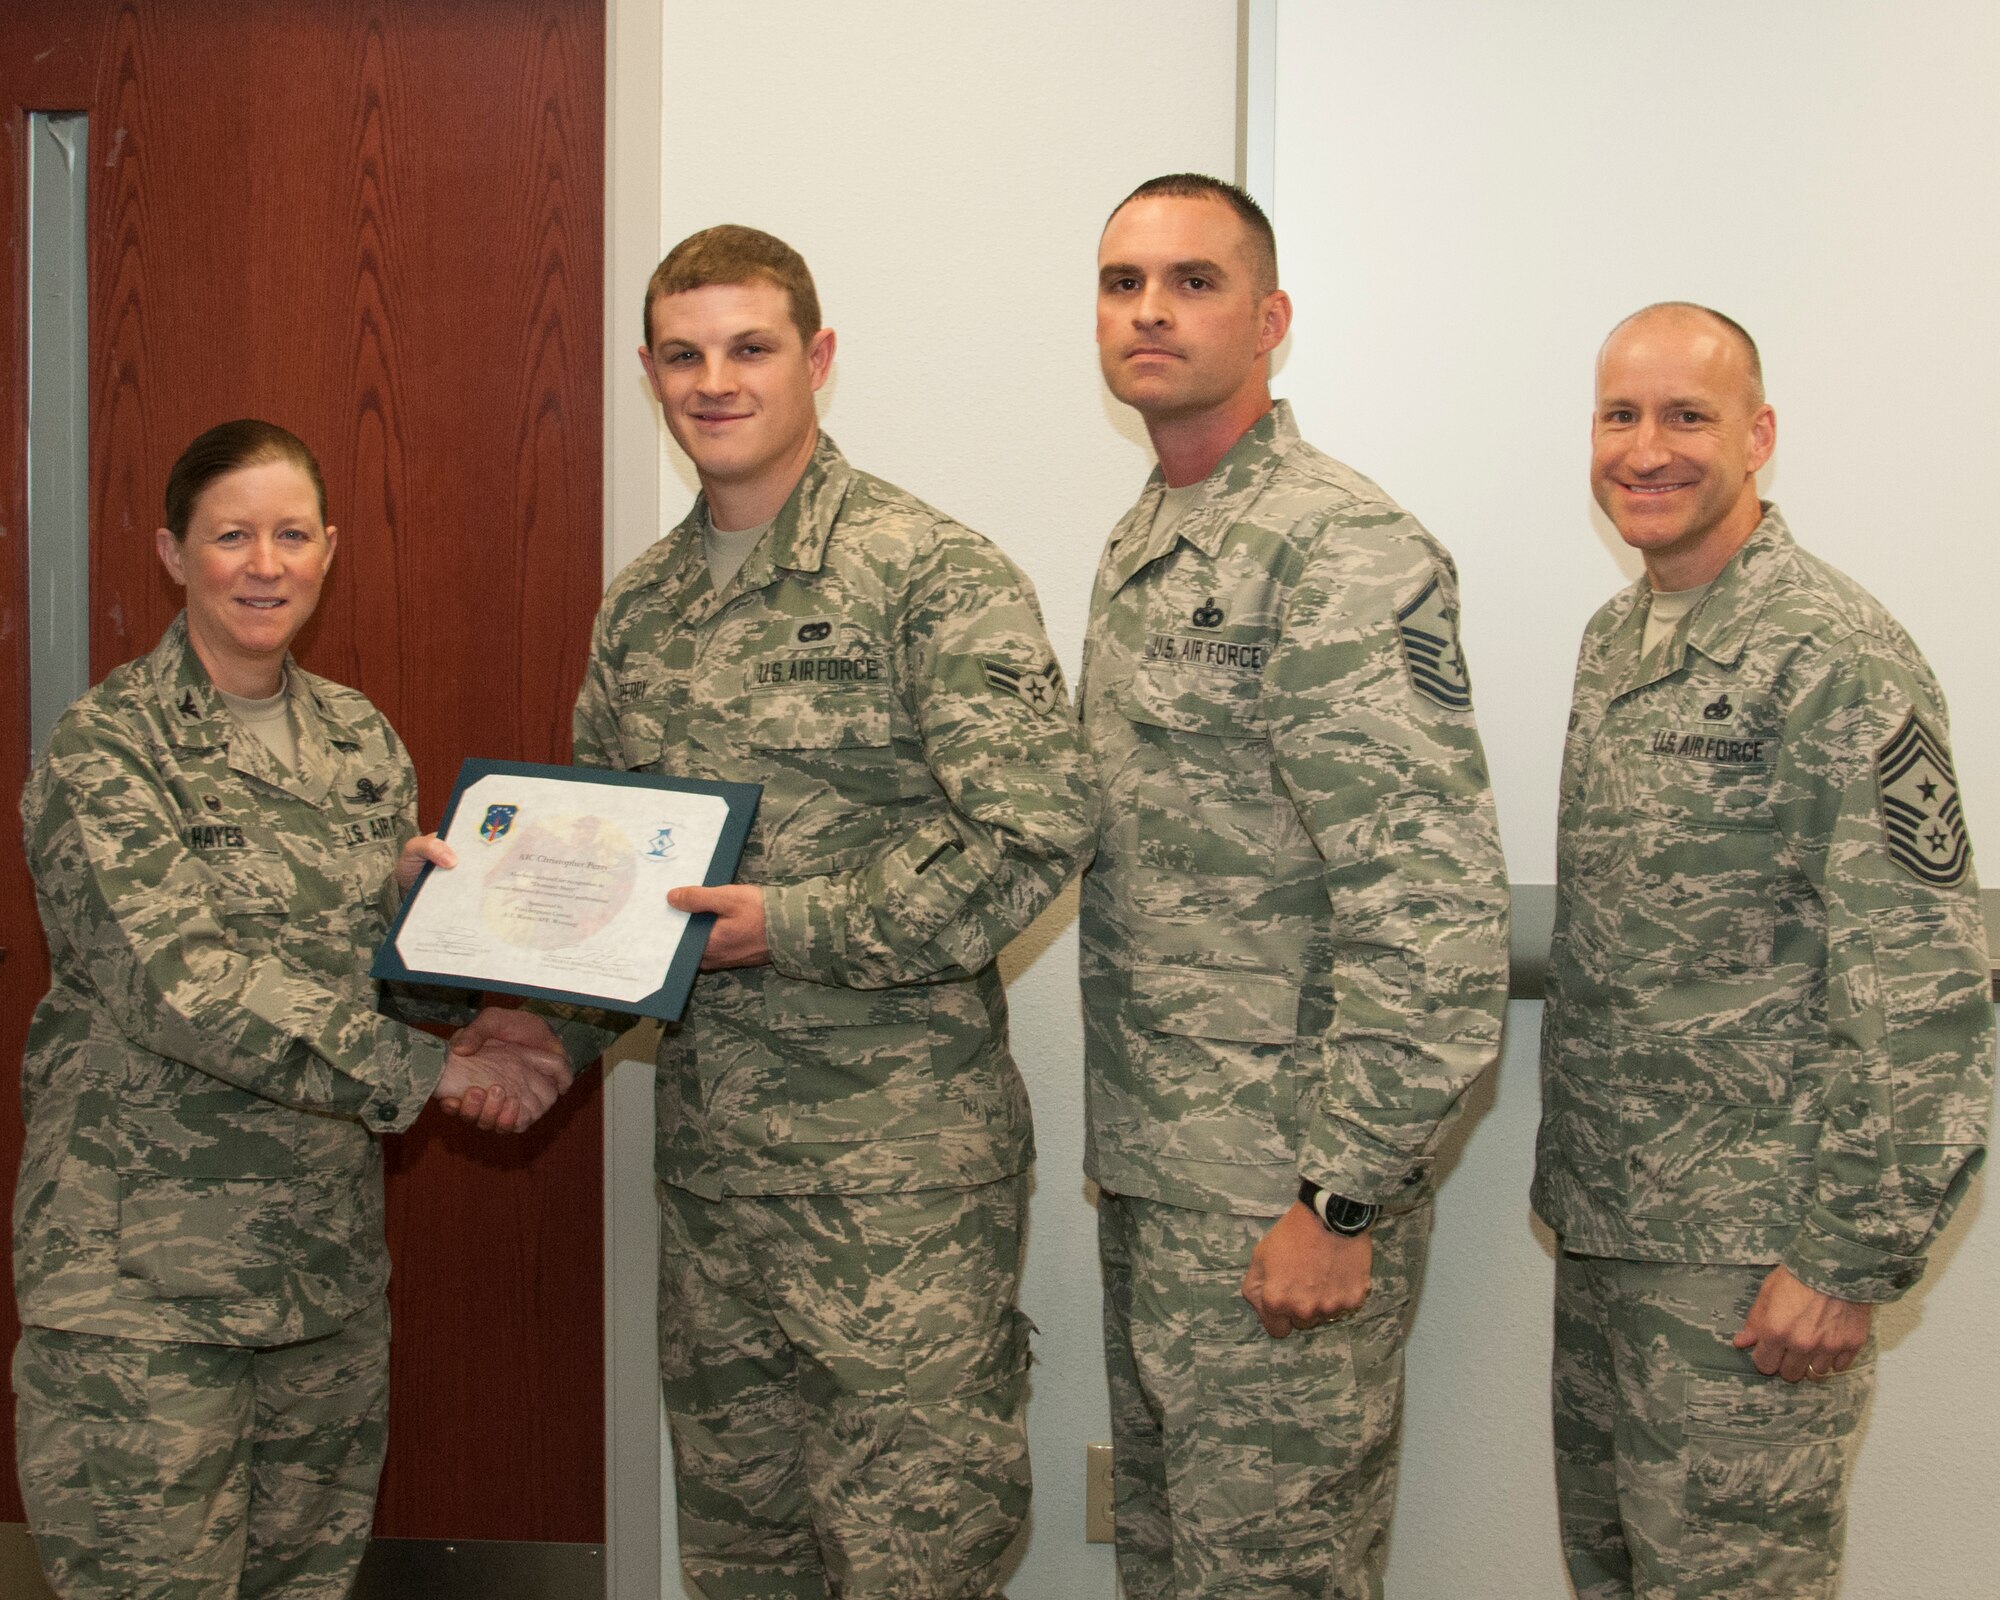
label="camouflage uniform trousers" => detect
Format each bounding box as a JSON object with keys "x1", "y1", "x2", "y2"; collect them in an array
[
  {"x1": 1553, "y1": 1252, "x2": 1876, "y2": 1600},
  {"x1": 1097, "y1": 1191, "x2": 1433, "y2": 1600},
  {"x1": 658, "y1": 1174, "x2": 1033, "y2": 1600},
  {"x1": 12, "y1": 1298, "x2": 389, "y2": 1600}
]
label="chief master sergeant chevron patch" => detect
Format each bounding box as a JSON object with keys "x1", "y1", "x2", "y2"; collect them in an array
[{"x1": 1877, "y1": 708, "x2": 1971, "y2": 886}]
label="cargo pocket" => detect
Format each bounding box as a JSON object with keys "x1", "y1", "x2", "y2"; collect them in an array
[
  {"x1": 900, "y1": 1306, "x2": 1035, "y2": 1575},
  {"x1": 759, "y1": 979, "x2": 971, "y2": 1145},
  {"x1": 1597, "y1": 1032, "x2": 1809, "y2": 1231},
  {"x1": 1121, "y1": 964, "x2": 1300, "y2": 1169},
  {"x1": 115, "y1": 1104, "x2": 298, "y2": 1303},
  {"x1": 1678, "y1": 1361, "x2": 1870, "y2": 1591}
]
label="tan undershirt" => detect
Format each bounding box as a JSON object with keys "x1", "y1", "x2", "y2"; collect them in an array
[
  {"x1": 704, "y1": 511, "x2": 775, "y2": 593},
  {"x1": 1642, "y1": 579, "x2": 1714, "y2": 658},
  {"x1": 218, "y1": 680, "x2": 299, "y2": 773},
  {"x1": 1151, "y1": 482, "x2": 1205, "y2": 543}
]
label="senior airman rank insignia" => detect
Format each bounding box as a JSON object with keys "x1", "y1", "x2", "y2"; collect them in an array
[
  {"x1": 983, "y1": 659, "x2": 1062, "y2": 715},
  {"x1": 1396, "y1": 573, "x2": 1471, "y2": 711},
  {"x1": 1877, "y1": 710, "x2": 1970, "y2": 887}
]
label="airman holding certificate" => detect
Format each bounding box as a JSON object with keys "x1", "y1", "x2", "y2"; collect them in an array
[{"x1": 459, "y1": 225, "x2": 1091, "y2": 1598}]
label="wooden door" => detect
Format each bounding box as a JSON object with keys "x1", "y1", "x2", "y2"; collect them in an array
[{"x1": 1, "y1": 0, "x2": 606, "y2": 1542}]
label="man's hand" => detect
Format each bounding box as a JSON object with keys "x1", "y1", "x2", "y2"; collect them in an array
[
  {"x1": 1240, "y1": 1201, "x2": 1372, "y2": 1339},
  {"x1": 396, "y1": 832, "x2": 457, "y2": 893},
  {"x1": 668, "y1": 884, "x2": 770, "y2": 970},
  {"x1": 1731, "y1": 1264, "x2": 1872, "y2": 1383},
  {"x1": 437, "y1": 1007, "x2": 575, "y2": 1132}
]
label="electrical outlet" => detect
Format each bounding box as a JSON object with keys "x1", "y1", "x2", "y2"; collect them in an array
[{"x1": 1086, "y1": 1441, "x2": 1115, "y2": 1543}]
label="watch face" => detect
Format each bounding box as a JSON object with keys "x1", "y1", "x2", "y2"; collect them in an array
[{"x1": 1324, "y1": 1196, "x2": 1377, "y2": 1236}]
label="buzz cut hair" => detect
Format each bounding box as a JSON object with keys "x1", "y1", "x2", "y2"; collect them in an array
[
  {"x1": 643, "y1": 224, "x2": 822, "y2": 347},
  {"x1": 1612, "y1": 301, "x2": 1766, "y2": 404},
  {"x1": 1108, "y1": 173, "x2": 1279, "y2": 297}
]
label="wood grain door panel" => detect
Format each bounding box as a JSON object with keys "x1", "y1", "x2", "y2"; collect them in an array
[{"x1": 2, "y1": 0, "x2": 606, "y2": 1542}]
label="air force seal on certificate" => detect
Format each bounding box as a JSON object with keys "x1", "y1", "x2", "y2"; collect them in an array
[
  {"x1": 480, "y1": 804, "x2": 519, "y2": 843},
  {"x1": 1877, "y1": 709, "x2": 1971, "y2": 886},
  {"x1": 1396, "y1": 573, "x2": 1471, "y2": 711}
]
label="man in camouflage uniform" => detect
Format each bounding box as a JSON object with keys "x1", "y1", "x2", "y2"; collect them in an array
[
  {"x1": 1079, "y1": 174, "x2": 1510, "y2": 1599},
  {"x1": 1534, "y1": 302, "x2": 1993, "y2": 1598},
  {"x1": 15, "y1": 609, "x2": 562, "y2": 1598},
  {"x1": 463, "y1": 225, "x2": 1089, "y2": 1598}
]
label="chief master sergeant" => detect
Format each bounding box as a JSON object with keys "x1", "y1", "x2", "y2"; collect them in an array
[
  {"x1": 1079, "y1": 174, "x2": 1511, "y2": 1598},
  {"x1": 1534, "y1": 302, "x2": 1993, "y2": 1598},
  {"x1": 461, "y1": 225, "x2": 1089, "y2": 1598}
]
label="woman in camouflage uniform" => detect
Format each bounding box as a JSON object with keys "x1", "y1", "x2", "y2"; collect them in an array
[{"x1": 11, "y1": 421, "x2": 566, "y2": 1599}]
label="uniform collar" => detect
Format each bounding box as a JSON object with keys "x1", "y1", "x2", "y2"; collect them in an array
[
  {"x1": 1681, "y1": 503, "x2": 1791, "y2": 669},
  {"x1": 151, "y1": 613, "x2": 349, "y2": 801},
  {"x1": 650, "y1": 432, "x2": 856, "y2": 626},
  {"x1": 1609, "y1": 503, "x2": 1791, "y2": 698},
  {"x1": 1104, "y1": 399, "x2": 1299, "y2": 589},
  {"x1": 154, "y1": 613, "x2": 241, "y2": 747}
]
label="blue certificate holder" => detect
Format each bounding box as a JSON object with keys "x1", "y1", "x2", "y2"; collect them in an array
[{"x1": 372, "y1": 757, "x2": 761, "y2": 1023}]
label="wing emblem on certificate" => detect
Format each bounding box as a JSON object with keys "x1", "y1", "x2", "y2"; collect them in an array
[{"x1": 373, "y1": 759, "x2": 760, "y2": 1021}]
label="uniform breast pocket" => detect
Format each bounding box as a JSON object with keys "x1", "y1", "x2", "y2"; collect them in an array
[
  {"x1": 208, "y1": 850, "x2": 293, "y2": 925},
  {"x1": 614, "y1": 719, "x2": 667, "y2": 773},
  {"x1": 743, "y1": 683, "x2": 891, "y2": 752}
]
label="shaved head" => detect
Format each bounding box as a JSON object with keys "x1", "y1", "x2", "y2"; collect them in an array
[{"x1": 1602, "y1": 302, "x2": 1764, "y2": 405}]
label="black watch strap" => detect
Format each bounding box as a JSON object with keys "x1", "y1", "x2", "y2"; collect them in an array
[{"x1": 1299, "y1": 1178, "x2": 1377, "y2": 1237}]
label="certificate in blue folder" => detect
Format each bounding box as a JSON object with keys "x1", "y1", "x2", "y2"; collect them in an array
[{"x1": 372, "y1": 758, "x2": 760, "y2": 1022}]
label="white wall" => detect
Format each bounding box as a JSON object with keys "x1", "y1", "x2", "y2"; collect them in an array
[
  {"x1": 628, "y1": 5, "x2": 1240, "y2": 1595},
  {"x1": 1266, "y1": 0, "x2": 2000, "y2": 883}
]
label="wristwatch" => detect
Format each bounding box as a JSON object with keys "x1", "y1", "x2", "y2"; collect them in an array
[{"x1": 1299, "y1": 1177, "x2": 1377, "y2": 1237}]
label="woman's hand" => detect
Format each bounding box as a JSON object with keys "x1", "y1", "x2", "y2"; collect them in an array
[
  {"x1": 435, "y1": 1007, "x2": 576, "y2": 1132},
  {"x1": 397, "y1": 833, "x2": 457, "y2": 893}
]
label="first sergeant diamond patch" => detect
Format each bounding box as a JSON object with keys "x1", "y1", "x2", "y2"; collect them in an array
[
  {"x1": 1877, "y1": 709, "x2": 1971, "y2": 887},
  {"x1": 1396, "y1": 573, "x2": 1472, "y2": 711}
]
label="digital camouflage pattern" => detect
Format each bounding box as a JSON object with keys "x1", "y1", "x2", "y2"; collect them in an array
[
  {"x1": 554, "y1": 432, "x2": 1091, "y2": 1198},
  {"x1": 658, "y1": 1178, "x2": 1031, "y2": 1600},
  {"x1": 1098, "y1": 1192, "x2": 1432, "y2": 1600},
  {"x1": 1079, "y1": 401, "x2": 1511, "y2": 1218},
  {"x1": 14, "y1": 1298, "x2": 390, "y2": 1600},
  {"x1": 1533, "y1": 507, "x2": 1994, "y2": 1303},
  {"x1": 15, "y1": 615, "x2": 452, "y2": 1348},
  {"x1": 1552, "y1": 1254, "x2": 1873, "y2": 1600}
]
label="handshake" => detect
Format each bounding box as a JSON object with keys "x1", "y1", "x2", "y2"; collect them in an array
[{"x1": 430, "y1": 1006, "x2": 576, "y2": 1133}]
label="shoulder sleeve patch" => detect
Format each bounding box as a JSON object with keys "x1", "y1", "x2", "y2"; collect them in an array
[
  {"x1": 982, "y1": 659, "x2": 1064, "y2": 716},
  {"x1": 1877, "y1": 709, "x2": 1971, "y2": 887},
  {"x1": 1395, "y1": 573, "x2": 1472, "y2": 711}
]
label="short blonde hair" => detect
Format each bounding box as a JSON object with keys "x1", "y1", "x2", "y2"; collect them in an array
[{"x1": 642, "y1": 225, "x2": 821, "y2": 346}]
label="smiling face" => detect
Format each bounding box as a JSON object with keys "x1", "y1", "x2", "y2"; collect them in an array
[
  {"x1": 1591, "y1": 308, "x2": 1776, "y2": 588},
  {"x1": 639, "y1": 278, "x2": 834, "y2": 527},
  {"x1": 1095, "y1": 193, "x2": 1289, "y2": 428},
  {"x1": 155, "y1": 457, "x2": 337, "y2": 696}
]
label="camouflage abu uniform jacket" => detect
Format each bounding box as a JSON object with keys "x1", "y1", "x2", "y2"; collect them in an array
[
  {"x1": 1533, "y1": 507, "x2": 1993, "y2": 1302},
  {"x1": 555, "y1": 434, "x2": 1090, "y2": 1198},
  {"x1": 16, "y1": 615, "x2": 448, "y2": 1346},
  {"x1": 1080, "y1": 401, "x2": 1511, "y2": 1217}
]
